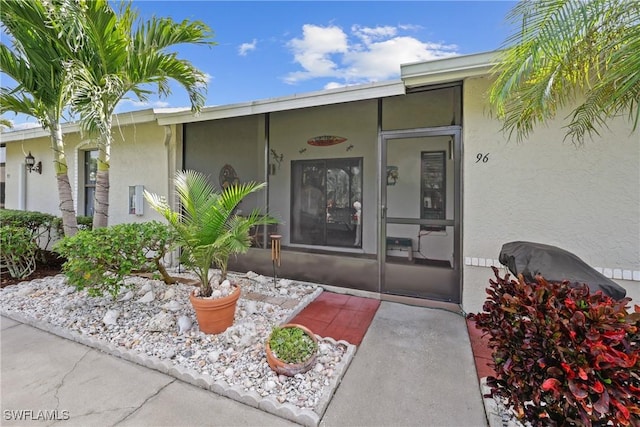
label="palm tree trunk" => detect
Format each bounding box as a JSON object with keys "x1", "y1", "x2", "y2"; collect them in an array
[
  {"x1": 92, "y1": 155, "x2": 110, "y2": 229},
  {"x1": 92, "y1": 118, "x2": 111, "y2": 229},
  {"x1": 49, "y1": 117, "x2": 78, "y2": 236}
]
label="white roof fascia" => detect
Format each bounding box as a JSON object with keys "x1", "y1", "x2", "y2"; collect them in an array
[
  {"x1": 0, "y1": 108, "x2": 157, "y2": 143},
  {"x1": 156, "y1": 80, "x2": 406, "y2": 125},
  {"x1": 401, "y1": 51, "x2": 498, "y2": 88}
]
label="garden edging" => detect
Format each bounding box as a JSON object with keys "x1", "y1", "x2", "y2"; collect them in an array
[{"x1": 1, "y1": 284, "x2": 357, "y2": 427}]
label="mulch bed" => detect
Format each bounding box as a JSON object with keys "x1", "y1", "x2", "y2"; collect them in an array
[{"x1": 0, "y1": 250, "x2": 65, "y2": 289}]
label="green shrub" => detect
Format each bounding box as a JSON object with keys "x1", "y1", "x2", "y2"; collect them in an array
[
  {"x1": 52, "y1": 215, "x2": 93, "y2": 234},
  {"x1": 0, "y1": 209, "x2": 59, "y2": 254},
  {"x1": 468, "y1": 267, "x2": 640, "y2": 426},
  {"x1": 0, "y1": 225, "x2": 38, "y2": 279},
  {"x1": 54, "y1": 221, "x2": 177, "y2": 298}
]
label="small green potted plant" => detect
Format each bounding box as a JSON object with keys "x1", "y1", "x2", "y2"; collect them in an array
[
  {"x1": 265, "y1": 323, "x2": 318, "y2": 376},
  {"x1": 145, "y1": 169, "x2": 276, "y2": 334}
]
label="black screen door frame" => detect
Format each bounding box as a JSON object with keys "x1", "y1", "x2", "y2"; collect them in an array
[{"x1": 378, "y1": 126, "x2": 462, "y2": 302}]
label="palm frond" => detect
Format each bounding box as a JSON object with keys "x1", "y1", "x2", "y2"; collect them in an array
[
  {"x1": 145, "y1": 170, "x2": 273, "y2": 293},
  {"x1": 489, "y1": 0, "x2": 639, "y2": 143}
]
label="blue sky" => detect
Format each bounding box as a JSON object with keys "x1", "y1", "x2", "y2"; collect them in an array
[{"x1": 2, "y1": 0, "x2": 517, "y2": 129}]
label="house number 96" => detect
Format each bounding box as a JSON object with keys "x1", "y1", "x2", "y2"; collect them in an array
[{"x1": 476, "y1": 153, "x2": 489, "y2": 163}]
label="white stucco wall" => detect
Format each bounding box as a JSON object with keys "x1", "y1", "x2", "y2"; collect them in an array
[
  {"x1": 3, "y1": 121, "x2": 170, "y2": 226},
  {"x1": 107, "y1": 121, "x2": 170, "y2": 225},
  {"x1": 462, "y1": 76, "x2": 640, "y2": 313},
  {"x1": 5, "y1": 133, "x2": 63, "y2": 215}
]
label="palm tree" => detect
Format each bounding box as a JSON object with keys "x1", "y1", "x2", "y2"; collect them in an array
[
  {"x1": 145, "y1": 170, "x2": 276, "y2": 297},
  {"x1": 0, "y1": 0, "x2": 79, "y2": 236},
  {"x1": 64, "y1": 0, "x2": 214, "y2": 229},
  {"x1": 0, "y1": 118, "x2": 13, "y2": 130},
  {"x1": 489, "y1": 0, "x2": 639, "y2": 143}
]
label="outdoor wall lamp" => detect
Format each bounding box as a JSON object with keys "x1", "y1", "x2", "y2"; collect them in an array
[{"x1": 25, "y1": 151, "x2": 42, "y2": 174}]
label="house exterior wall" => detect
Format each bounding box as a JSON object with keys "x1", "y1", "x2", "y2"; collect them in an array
[
  {"x1": 2, "y1": 65, "x2": 637, "y2": 313},
  {"x1": 183, "y1": 115, "x2": 266, "y2": 213},
  {"x1": 269, "y1": 99, "x2": 379, "y2": 254},
  {"x1": 106, "y1": 122, "x2": 170, "y2": 225},
  {"x1": 461, "y1": 75, "x2": 640, "y2": 313},
  {"x1": 5, "y1": 133, "x2": 61, "y2": 215},
  {"x1": 4, "y1": 121, "x2": 169, "y2": 226}
]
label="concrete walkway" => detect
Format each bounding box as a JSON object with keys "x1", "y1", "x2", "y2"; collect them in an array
[{"x1": 1, "y1": 301, "x2": 487, "y2": 427}]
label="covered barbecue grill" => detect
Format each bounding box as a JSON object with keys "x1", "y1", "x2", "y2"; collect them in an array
[{"x1": 499, "y1": 241, "x2": 627, "y2": 300}]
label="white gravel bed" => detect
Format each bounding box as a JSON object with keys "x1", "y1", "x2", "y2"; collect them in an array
[{"x1": 0, "y1": 270, "x2": 356, "y2": 426}]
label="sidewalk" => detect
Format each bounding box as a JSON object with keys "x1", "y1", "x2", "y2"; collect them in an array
[{"x1": 1, "y1": 301, "x2": 487, "y2": 427}]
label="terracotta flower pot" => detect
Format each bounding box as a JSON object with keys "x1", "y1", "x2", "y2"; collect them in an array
[
  {"x1": 265, "y1": 323, "x2": 318, "y2": 376},
  {"x1": 189, "y1": 285, "x2": 240, "y2": 334}
]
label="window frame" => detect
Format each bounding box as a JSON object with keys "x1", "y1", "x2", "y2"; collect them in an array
[{"x1": 290, "y1": 157, "x2": 363, "y2": 248}]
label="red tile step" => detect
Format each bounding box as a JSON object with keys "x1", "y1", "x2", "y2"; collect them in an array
[
  {"x1": 290, "y1": 292, "x2": 380, "y2": 346},
  {"x1": 466, "y1": 318, "x2": 496, "y2": 379}
]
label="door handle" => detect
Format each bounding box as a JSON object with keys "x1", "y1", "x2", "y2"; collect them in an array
[{"x1": 381, "y1": 205, "x2": 386, "y2": 219}]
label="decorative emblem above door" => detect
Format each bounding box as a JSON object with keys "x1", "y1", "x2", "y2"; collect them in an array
[{"x1": 307, "y1": 135, "x2": 347, "y2": 147}]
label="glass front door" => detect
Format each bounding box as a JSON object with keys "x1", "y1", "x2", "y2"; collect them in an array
[{"x1": 380, "y1": 129, "x2": 461, "y2": 302}]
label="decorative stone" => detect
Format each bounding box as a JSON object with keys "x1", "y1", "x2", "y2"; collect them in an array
[
  {"x1": 58, "y1": 286, "x2": 76, "y2": 296},
  {"x1": 161, "y1": 300, "x2": 181, "y2": 312},
  {"x1": 103, "y1": 309, "x2": 120, "y2": 326},
  {"x1": 17, "y1": 286, "x2": 35, "y2": 297},
  {"x1": 0, "y1": 269, "x2": 347, "y2": 417},
  {"x1": 244, "y1": 300, "x2": 258, "y2": 315},
  {"x1": 208, "y1": 351, "x2": 220, "y2": 363},
  {"x1": 137, "y1": 291, "x2": 155, "y2": 303},
  {"x1": 147, "y1": 311, "x2": 174, "y2": 332},
  {"x1": 119, "y1": 291, "x2": 134, "y2": 302},
  {"x1": 163, "y1": 288, "x2": 175, "y2": 300},
  {"x1": 277, "y1": 279, "x2": 293, "y2": 288},
  {"x1": 138, "y1": 283, "x2": 153, "y2": 294},
  {"x1": 177, "y1": 316, "x2": 193, "y2": 334}
]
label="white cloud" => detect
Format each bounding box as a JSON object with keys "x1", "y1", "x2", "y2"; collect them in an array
[
  {"x1": 351, "y1": 25, "x2": 397, "y2": 44},
  {"x1": 119, "y1": 99, "x2": 170, "y2": 108},
  {"x1": 398, "y1": 24, "x2": 423, "y2": 32},
  {"x1": 343, "y1": 37, "x2": 458, "y2": 81},
  {"x1": 284, "y1": 24, "x2": 458, "y2": 85},
  {"x1": 284, "y1": 24, "x2": 349, "y2": 83},
  {"x1": 239, "y1": 39, "x2": 257, "y2": 56}
]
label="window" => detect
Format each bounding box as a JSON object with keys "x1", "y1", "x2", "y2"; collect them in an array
[
  {"x1": 84, "y1": 150, "x2": 98, "y2": 216},
  {"x1": 420, "y1": 151, "x2": 445, "y2": 231},
  {"x1": 291, "y1": 158, "x2": 363, "y2": 248}
]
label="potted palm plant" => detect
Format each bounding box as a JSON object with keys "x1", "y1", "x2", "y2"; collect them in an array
[{"x1": 145, "y1": 169, "x2": 276, "y2": 334}]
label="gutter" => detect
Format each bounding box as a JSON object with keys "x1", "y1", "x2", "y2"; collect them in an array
[{"x1": 401, "y1": 51, "x2": 499, "y2": 88}]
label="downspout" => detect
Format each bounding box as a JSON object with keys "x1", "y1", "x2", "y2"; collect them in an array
[
  {"x1": 163, "y1": 124, "x2": 177, "y2": 268},
  {"x1": 18, "y1": 163, "x2": 26, "y2": 210},
  {"x1": 263, "y1": 113, "x2": 270, "y2": 248}
]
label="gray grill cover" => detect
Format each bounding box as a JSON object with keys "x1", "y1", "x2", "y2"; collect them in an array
[{"x1": 498, "y1": 241, "x2": 626, "y2": 300}]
